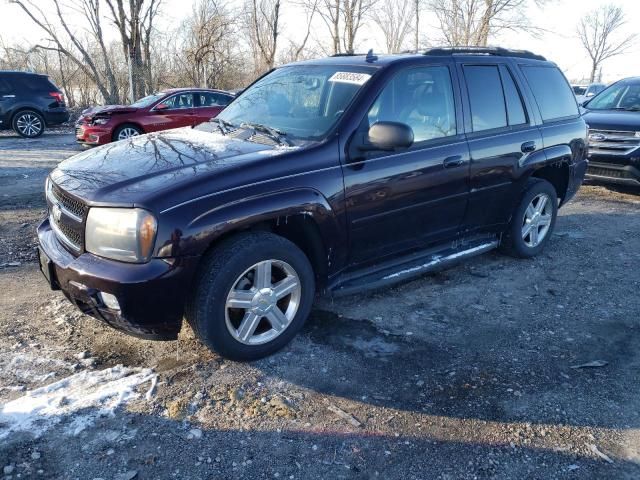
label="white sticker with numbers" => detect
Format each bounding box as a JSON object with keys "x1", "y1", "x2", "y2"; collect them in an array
[{"x1": 328, "y1": 72, "x2": 372, "y2": 85}]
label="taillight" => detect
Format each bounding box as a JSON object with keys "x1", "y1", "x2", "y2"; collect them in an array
[{"x1": 49, "y1": 92, "x2": 64, "y2": 103}]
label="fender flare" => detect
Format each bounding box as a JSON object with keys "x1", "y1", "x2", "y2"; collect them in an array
[{"x1": 157, "y1": 188, "x2": 343, "y2": 261}]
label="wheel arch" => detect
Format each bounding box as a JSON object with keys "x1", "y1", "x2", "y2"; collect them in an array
[
  {"x1": 160, "y1": 188, "x2": 342, "y2": 289},
  {"x1": 521, "y1": 145, "x2": 572, "y2": 204}
]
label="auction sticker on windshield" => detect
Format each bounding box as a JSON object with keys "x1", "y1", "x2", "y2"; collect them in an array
[{"x1": 328, "y1": 72, "x2": 372, "y2": 85}]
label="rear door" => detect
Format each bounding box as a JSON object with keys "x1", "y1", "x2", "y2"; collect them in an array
[
  {"x1": 458, "y1": 60, "x2": 543, "y2": 231},
  {"x1": 146, "y1": 92, "x2": 196, "y2": 132},
  {"x1": 0, "y1": 76, "x2": 14, "y2": 127},
  {"x1": 193, "y1": 92, "x2": 233, "y2": 124},
  {"x1": 342, "y1": 63, "x2": 471, "y2": 265}
]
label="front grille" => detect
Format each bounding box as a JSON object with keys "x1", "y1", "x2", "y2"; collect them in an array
[
  {"x1": 75, "y1": 127, "x2": 83, "y2": 137},
  {"x1": 48, "y1": 182, "x2": 87, "y2": 253},
  {"x1": 55, "y1": 219, "x2": 83, "y2": 246},
  {"x1": 588, "y1": 129, "x2": 640, "y2": 157},
  {"x1": 51, "y1": 183, "x2": 88, "y2": 219}
]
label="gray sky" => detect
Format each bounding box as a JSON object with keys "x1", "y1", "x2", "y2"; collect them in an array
[{"x1": 2, "y1": 0, "x2": 639, "y2": 83}]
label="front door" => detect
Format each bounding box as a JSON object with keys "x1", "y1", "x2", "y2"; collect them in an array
[
  {"x1": 147, "y1": 92, "x2": 196, "y2": 132},
  {"x1": 342, "y1": 64, "x2": 471, "y2": 265}
]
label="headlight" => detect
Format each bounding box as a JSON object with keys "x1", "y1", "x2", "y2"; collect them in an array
[
  {"x1": 85, "y1": 208, "x2": 157, "y2": 263},
  {"x1": 92, "y1": 117, "x2": 110, "y2": 126}
]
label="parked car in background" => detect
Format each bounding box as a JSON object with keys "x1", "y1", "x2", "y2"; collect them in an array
[
  {"x1": 582, "y1": 77, "x2": 640, "y2": 186},
  {"x1": 39, "y1": 48, "x2": 587, "y2": 360},
  {"x1": 574, "y1": 82, "x2": 607, "y2": 105},
  {"x1": 75, "y1": 88, "x2": 235, "y2": 146},
  {"x1": 0, "y1": 71, "x2": 69, "y2": 138}
]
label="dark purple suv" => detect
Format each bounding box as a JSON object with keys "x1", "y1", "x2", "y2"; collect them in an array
[{"x1": 38, "y1": 48, "x2": 588, "y2": 360}]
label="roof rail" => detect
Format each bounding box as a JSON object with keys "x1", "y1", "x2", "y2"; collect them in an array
[
  {"x1": 330, "y1": 52, "x2": 368, "y2": 57},
  {"x1": 423, "y1": 46, "x2": 546, "y2": 61}
]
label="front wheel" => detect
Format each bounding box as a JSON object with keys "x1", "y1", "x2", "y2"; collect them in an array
[
  {"x1": 13, "y1": 110, "x2": 45, "y2": 138},
  {"x1": 113, "y1": 124, "x2": 142, "y2": 141},
  {"x1": 186, "y1": 232, "x2": 315, "y2": 361},
  {"x1": 500, "y1": 178, "x2": 558, "y2": 258}
]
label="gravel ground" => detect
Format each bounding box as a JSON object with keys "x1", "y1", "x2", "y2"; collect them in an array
[{"x1": 0, "y1": 132, "x2": 639, "y2": 479}]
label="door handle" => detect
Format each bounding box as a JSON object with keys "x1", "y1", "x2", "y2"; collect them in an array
[
  {"x1": 521, "y1": 141, "x2": 537, "y2": 153},
  {"x1": 443, "y1": 155, "x2": 465, "y2": 168}
]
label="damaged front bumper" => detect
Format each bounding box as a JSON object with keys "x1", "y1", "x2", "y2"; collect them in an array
[{"x1": 37, "y1": 218, "x2": 200, "y2": 340}]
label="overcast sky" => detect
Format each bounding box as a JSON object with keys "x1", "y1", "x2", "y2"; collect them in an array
[{"x1": 2, "y1": 0, "x2": 639, "y2": 83}]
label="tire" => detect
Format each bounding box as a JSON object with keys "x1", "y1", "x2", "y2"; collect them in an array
[
  {"x1": 185, "y1": 231, "x2": 315, "y2": 361},
  {"x1": 12, "y1": 110, "x2": 45, "y2": 138},
  {"x1": 500, "y1": 178, "x2": 558, "y2": 258},
  {"x1": 113, "y1": 124, "x2": 142, "y2": 141}
]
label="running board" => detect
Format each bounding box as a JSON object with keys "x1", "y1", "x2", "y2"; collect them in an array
[{"x1": 328, "y1": 238, "x2": 499, "y2": 297}]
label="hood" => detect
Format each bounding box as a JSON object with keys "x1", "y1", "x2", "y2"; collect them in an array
[
  {"x1": 582, "y1": 109, "x2": 640, "y2": 132},
  {"x1": 50, "y1": 126, "x2": 300, "y2": 206},
  {"x1": 81, "y1": 104, "x2": 139, "y2": 117}
]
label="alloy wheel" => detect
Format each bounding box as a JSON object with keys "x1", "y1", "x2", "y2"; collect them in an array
[
  {"x1": 16, "y1": 113, "x2": 42, "y2": 137},
  {"x1": 117, "y1": 127, "x2": 140, "y2": 140},
  {"x1": 521, "y1": 193, "x2": 553, "y2": 248},
  {"x1": 225, "y1": 259, "x2": 301, "y2": 346}
]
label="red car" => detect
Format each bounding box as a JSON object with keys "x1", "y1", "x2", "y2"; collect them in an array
[{"x1": 75, "y1": 88, "x2": 235, "y2": 146}]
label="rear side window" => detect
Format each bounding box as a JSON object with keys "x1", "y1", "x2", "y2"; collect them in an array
[
  {"x1": 197, "y1": 92, "x2": 233, "y2": 107},
  {"x1": 521, "y1": 66, "x2": 578, "y2": 121},
  {"x1": 0, "y1": 77, "x2": 11, "y2": 94},
  {"x1": 21, "y1": 75, "x2": 58, "y2": 92},
  {"x1": 464, "y1": 65, "x2": 507, "y2": 132}
]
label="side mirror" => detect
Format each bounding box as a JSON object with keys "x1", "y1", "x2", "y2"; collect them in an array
[
  {"x1": 362, "y1": 121, "x2": 414, "y2": 151},
  {"x1": 155, "y1": 103, "x2": 169, "y2": 111}
]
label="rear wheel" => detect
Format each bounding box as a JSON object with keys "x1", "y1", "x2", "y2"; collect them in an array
[
  {"x1": 13, "y1": 110, "x2": 45, "y2": 138},
  {"x1": 186, "y1": 232, "x2": 315, "y2": 361},
  {"x1": 113, "y1": 124, "x2": 142, "y2": 141},
  {"x1": 500, "y1": 178, "x2": 558, "y2": 258}
]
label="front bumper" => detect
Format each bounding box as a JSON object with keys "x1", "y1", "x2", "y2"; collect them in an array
[
  {"x1": 75, "y1": 124, "x2": 113, "y2": 145},
  {"x1": 38, "y1": 218, "x2": 200, "y2": 340},
  {"x1": 586, "y1": 156, "x2": 640, "y2": 187}
]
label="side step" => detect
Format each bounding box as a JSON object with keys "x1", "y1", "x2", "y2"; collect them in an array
[{"x1": 328, "y1": 238, "x2": 499, "y2": 297}]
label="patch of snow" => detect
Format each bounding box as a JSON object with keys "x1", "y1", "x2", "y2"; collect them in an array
[
  {"x1": 0, "y1": 365, "x2": 156, "y2": 439},
  {"x1": 256, "y1": 145, "x2": 301, "y2": 157}
]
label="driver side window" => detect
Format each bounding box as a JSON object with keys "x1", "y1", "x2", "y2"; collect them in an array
[
  {"x1": 162, "y1": 93, "x2": 193, "y2": 110},
  {"x1": 366, "y1": 66, "x2": 457, "y2": 143}
]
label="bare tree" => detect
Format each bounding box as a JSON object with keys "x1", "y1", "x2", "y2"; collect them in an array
[
  {"x1": 342, "y1": 0, "x2": 376, "y2": 54},
  {"x1": 182, "y1": 0, "x2": 236, "y2": 87},
  {"x1": 414, "y1": 0, "x2": 421, "y2": 51},
  {"x1": 429, "y1": 0, "x2": 543, "y2": 47},
  {"x1": 246, "y1": 0, "x2": 282, "y2": 72},
  {"x1": 577, "y1": 4, "x2": 636, "y2": 83},
  {"x1": 372, "y1": 0, "x2": 413, "y2": 53},
  {"x1": 105, "y1": 0, "x2": 161, "y2": 101},
  {"x1": 9, "y1": 0, "x2": 121, "y2": 103}
]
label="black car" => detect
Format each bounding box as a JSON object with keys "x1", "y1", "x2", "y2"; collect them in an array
[
  {"x1": 37, "y1": 48, "x2": 588, "y2": 360},
  {"x1": 581, "y1": 77, "x2": 640, "y2": 187},
  {"x1": 0, "y1": 71, "x2": 69, "y2": 138}
]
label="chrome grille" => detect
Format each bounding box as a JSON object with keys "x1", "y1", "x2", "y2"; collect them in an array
[
  {"x1": 51, "y1": 183, "x2": 88, "y2": 220},
  {"x1": 75, "y1": 127, "x2": 83, "y2": 137},
  {"x1": 588, "y1": 129, "x2": 640, "y2": 156},
  {"x1": 47, "y1": 181, "x2": 86, "y2": 253}
]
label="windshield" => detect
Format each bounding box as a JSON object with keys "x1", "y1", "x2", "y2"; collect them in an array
[
  {"x1": 586, "y1": 82, "x2": 640, "y2": 111},
  {"x1": 573, "y1": 86, "x2": 586, "y2": 95},
  {"x1": 130, "y1": 92, "x2": 165, "y2": 108},
  {"x1": 217, "y1": 65, "x2": 377, "y2": 140}
]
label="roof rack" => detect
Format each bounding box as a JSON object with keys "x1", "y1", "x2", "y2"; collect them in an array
[
  {"x1": 330, "y1": 53, "x2": 368, "y2": 57},
  {"x1": 423, "y1": 46, "x2": 546, "y2": 61}
]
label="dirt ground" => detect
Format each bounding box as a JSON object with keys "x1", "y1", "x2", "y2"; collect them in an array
[{"x1": 1, "y1": 131, "x2": 639, "y2": 480}]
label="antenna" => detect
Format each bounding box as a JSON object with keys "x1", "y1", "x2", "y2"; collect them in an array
[{"x1": 365, "y1": 49, "x2": 378, "y2": 63}]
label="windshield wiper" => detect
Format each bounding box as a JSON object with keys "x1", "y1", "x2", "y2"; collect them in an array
[
  {"x1": 610, "y1": 107, "x2": 640, "y2": 111},
  {"x1": 210, "y1": 117, "x2": 236, "y2": 134},
  {"x1": 240, "y1": 122, "x2": 292, "y2": 146}
]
